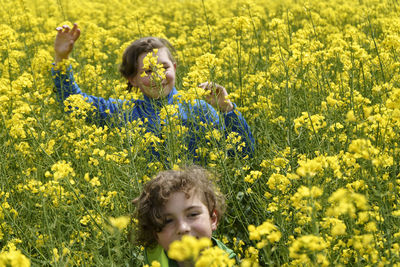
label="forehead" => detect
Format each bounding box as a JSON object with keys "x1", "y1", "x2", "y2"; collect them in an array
[
  {"x1": 137, "y1": 47, "x2": 172, "y2": 68},
  {"x1": 162, "y1": 190, "x2": 207, "y2": 213}
]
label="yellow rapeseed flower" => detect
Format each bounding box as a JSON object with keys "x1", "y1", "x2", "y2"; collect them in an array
[
  {"x1": 195, "y1": 246, "x2": 235, "y2": 267},
  {"x1": 50, "y1": 160, "x2": 75, "y2": 181},
  {"x1": 0, "y1": 248, "x2": 30, "y2": 267},
  {"x1": 108, "y1": 216, "x2": 130, "y2": 231},
  {"x1": 168, "y1": 236, "x2": 211, "y2": 262}
]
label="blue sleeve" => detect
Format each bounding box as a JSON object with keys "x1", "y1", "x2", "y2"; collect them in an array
[
  {"x1": 196, "y1": 101, "x2": 255, "y2": 158},
  {"x1": 221, "y1": 104, "x2": 255, "y2": 157},
  {"x1": 51, "y1": 65, "x2": 128, "y2": 125}
]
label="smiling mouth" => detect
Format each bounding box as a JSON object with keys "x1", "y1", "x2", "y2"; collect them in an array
[{"x1": 151, "y1": 83, "x2": 167, "y2": 89}]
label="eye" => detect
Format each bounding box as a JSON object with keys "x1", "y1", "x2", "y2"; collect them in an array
[
  {"x1": 164, "y1": 218, "x2": 173, "y2": 225},
  {"x1": 188, "y1": 212, "x2": 200, "y2": 218}
]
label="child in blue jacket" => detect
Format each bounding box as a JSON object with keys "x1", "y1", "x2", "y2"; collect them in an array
[{"x1": 52, "y1": 23, "x2": 254, "y2": 161}]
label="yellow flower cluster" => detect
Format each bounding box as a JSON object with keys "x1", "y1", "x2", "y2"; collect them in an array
[
  {"x1": 248, "y1": 221, "x2": 281, "y2": 249},
  {"x1": 168, "y1": 236, "x2": 211, "y2": 262},
  {"x1": 108, "y1": 216, "x2": 130, "y2": 232},
  {"x1": 167, "y1": 236, "x2": 235, "y2": 267},
  {"x1": 0, "y1": 248, "x2": 30, "y2": 267},
  {"x1": 294, "y1": 112, "x2": 326, "y2": 135},
  {"x1": 195, "y1": 246, "x2": 235, "y2": 267},
  {"x1": 141, "y1": 49, "x2": 167, "y2": 87},
  {"x1": 289, "y1": 235, "x2": 329, "y2": 266},
  {"x1": 50, "y1": 160, "x2": 76, "y2": 181},
  {"x1": 326, "y1": 188, "x2": 368, "y2": 218}
]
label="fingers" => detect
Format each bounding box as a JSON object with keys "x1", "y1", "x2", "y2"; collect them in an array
[
  {"x1": 71, "y1": 23, "x2": 81, "y2": 41},
  {"x1": 62, "y1": 25, "x2": 71, "y2": 33},
  {"x1": 199, "y1": 82, "x2": 215, "y2": 99},
  {"x1": 55, "y1": 25, "x2": 69, "y2": 34},
  {"x1": 73, "y1": 29, "x2": 81, "y2": 41},
  {"x1": 199, "y1": 82, "x2": 226, "y2": 96},
  {"x1": 55, "y1": 23, "x2": 80, "y2": 40},
  {"x1": 198, "y1": 81, "x2": 217, "y2": 90},
  {"x1": 198, "y1": 82, "x2": 209, "y2": 89}
]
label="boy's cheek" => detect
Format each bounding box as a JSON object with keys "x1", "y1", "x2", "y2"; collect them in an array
[
  {"x1": 139, "y1": 78, "x2": 151, "y2": 87},
  {"x1": 165, "y1": 70, "x2": 175, "y2": 79}
]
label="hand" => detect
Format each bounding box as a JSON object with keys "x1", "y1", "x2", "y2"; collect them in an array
[
  {"x1": 54, "y1": 23, "x2": 81, "y2": 64},
  {"x1": 199, "y1": 82, "x2": 234, "y2": 113}
]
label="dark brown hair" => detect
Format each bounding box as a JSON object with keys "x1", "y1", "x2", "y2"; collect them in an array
[
  {"x1": 132, "y1": 166, "x2": 225, "y2": 248},
  {"x1": 119, "y1": 37, "x2": 176, "y2": 91}
]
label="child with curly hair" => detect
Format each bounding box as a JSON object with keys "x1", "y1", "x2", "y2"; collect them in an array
[{"x1": 133, "y1": 166, "x2": 237, "y2": 266}]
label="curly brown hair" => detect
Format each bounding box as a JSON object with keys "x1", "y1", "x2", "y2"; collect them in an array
[
  {"x1": 119, "y1": 37, "x2": 176, "y2": 91},
  {"x1": 132, "y1": 166, "x2": 226, "y2": 248}
]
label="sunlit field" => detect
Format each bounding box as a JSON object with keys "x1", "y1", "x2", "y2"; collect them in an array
[{"x1": 2, "y1": 0, "x2": 400, "y2": 265}]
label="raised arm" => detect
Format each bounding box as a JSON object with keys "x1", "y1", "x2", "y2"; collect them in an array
[
  {"x1": 52, "y1": 23, "x2": 128, "y2": 126},
  {"x1": 54, "y1": 23, "x2": 81, "y2": 65}
]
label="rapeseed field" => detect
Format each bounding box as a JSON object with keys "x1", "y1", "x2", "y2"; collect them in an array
[{"x1": 1, "y1": 0, "x2": 400, "y2": 265}]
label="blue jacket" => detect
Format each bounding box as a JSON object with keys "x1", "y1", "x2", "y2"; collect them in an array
[{"x1": 52, "y1": 67, "x2": 255, "y2": 161}]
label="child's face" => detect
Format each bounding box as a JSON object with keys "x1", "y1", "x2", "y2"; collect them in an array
[
  {"x1": 156, "y1": 190, "x2": 218, "y2": 251},
  {"x1": 129, "y1": 47, "x2": 176, "y2": 99}
]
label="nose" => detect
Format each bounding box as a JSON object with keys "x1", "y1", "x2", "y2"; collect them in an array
[
  {"x1": 177, "y1": 219, "x2": 190, "y2": 235},
  {"x1": 151, "y1": 70, "x2": 165, "y2": 80}
]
